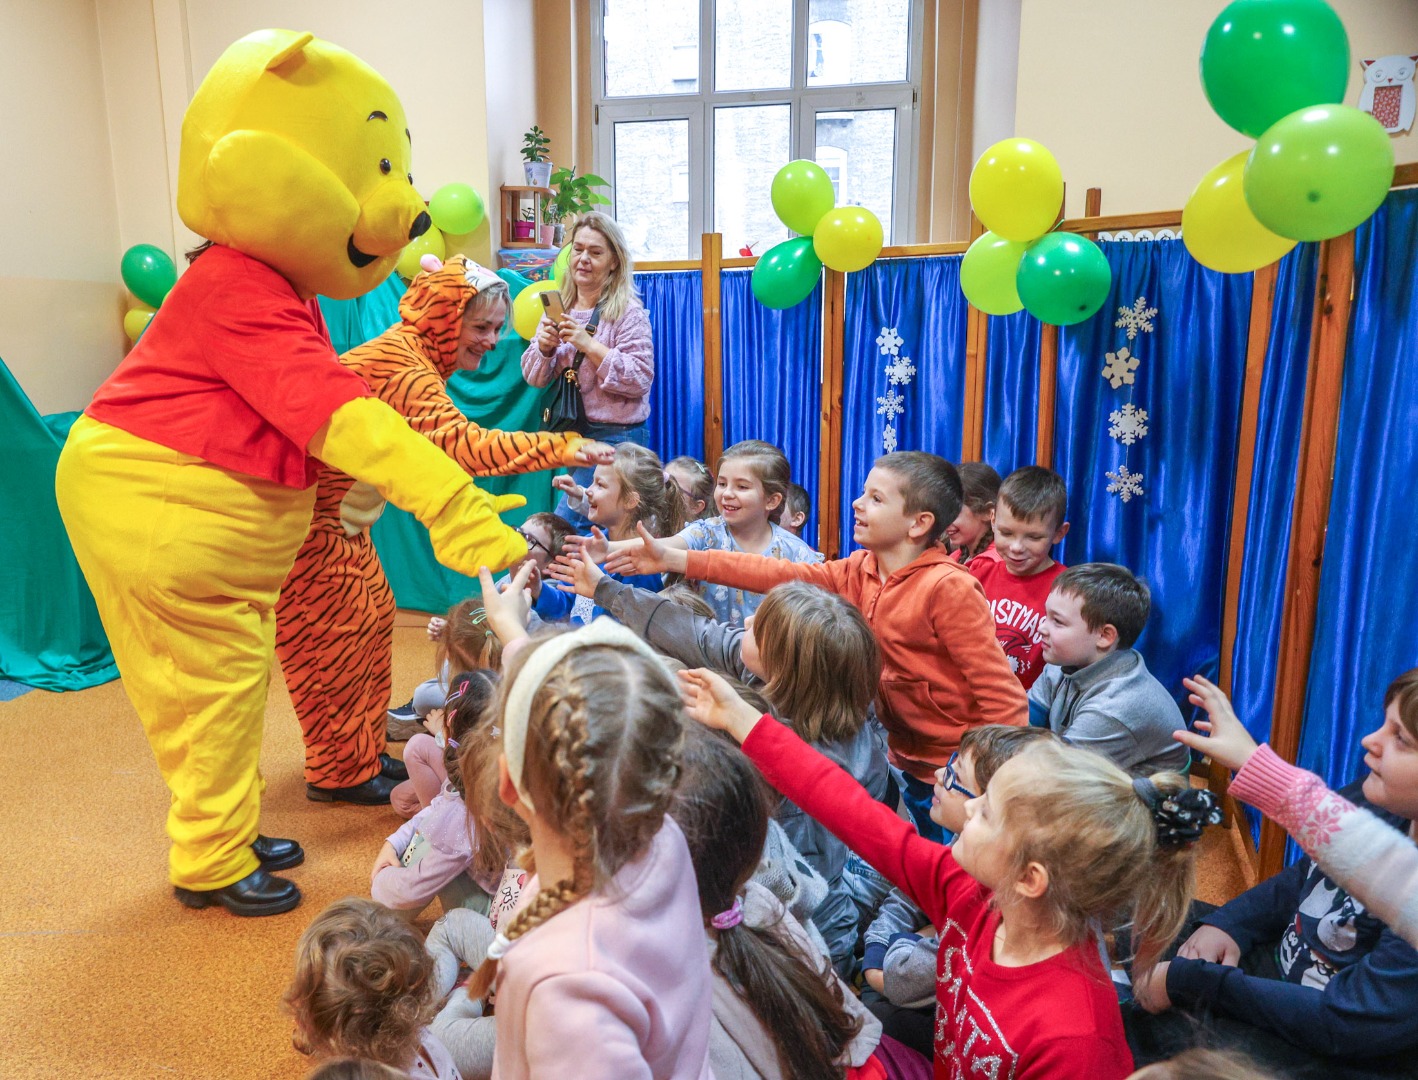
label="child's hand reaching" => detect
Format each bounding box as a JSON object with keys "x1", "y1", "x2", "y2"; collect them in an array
[
  {"x1": 551, "y1": 474, "x2": 585, "y2": 504},
  {"x1": 370, "y1": 841, "x2": 400, "y2": 885},
  {"x1": 677, "y1": 667, "x2": 766, "y2": 744},
  {"x1": 423, "y1": 707, "x2": 446, "y2": 743},
  {"x1": 563, "y1": 525, "x2": 611, "y2": 566},
  {"x1": 426, "y1": 615, "x2": 447, "y2": 641},
  {"x1": 604, "y1": 522, "x2": 688, "y2": 577},
  {"x1": 547, "y1": 543, "x2": 605, "y2": 598},
  {"x1": 1176, "y1": 674, "x2": 1259, "y2": 773},
  {"x1": 477, "y1": 563, "x2": 535, "y2": 648}
]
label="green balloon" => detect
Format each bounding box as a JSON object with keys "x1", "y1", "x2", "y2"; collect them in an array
[
  {"x1": 120, "y1": 243, "x2": 177, "y2": 308},
  {"x1": 1016, "y1": 233, "x2": 1112, "y2": 327},
  {"x1": 770, "y1": 161, "x2": 836, "y2": 236},
  {"x1": 751, "y1": 237, "x2": 822, "y2": 310},
  {"x1": 960, "y1": 232, "x2": 1028, "y2": 315},
  {"x1": 428, "y1": 183, "x2": 486, "y2": 235},
  {"x1": 1244, "y1": 105, "x2": 1395, "y2": 242},
  {"x1": 553, "y1": 243, "x2": 571, "y2": 287},
  {"x1": 1200, "y1": 0, "x2": 1349, "y2": 137}
]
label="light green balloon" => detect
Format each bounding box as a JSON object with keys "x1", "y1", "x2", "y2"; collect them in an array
[
  {"x1": 554, "y1": 243, "x2": 571, "y2": 287},
  {"x1": 1244, "y1": 105, "x2": 1395, "y2": 242},
  {"x1": 960, "y1": 232, "x2": 1028, "y2": 315},
  {"x1": 770, "y1": 160, "x2": 836, "y2": 236}
]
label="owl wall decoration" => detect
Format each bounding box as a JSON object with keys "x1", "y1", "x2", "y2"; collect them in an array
[{"x1": 1358, "y1": 54, "x2": 1417, "y2": 135}]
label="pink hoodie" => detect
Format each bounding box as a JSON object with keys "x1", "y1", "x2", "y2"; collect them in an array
[{"x1": 490, "y1": 816, "x2": 713, "y2": 1080}]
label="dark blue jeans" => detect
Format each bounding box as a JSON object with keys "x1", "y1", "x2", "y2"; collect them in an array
[{"x1": 553, "y1": 421, "x2": 649, "y2": 530}]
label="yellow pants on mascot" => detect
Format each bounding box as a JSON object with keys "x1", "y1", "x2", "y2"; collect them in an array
[{"x1": 56, "y1": 30, "x2": 527, "y2": 917}]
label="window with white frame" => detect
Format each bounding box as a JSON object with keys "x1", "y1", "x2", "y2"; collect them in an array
[{"x1": 594, "y1": 0, "x2": 921, "y2": 261}]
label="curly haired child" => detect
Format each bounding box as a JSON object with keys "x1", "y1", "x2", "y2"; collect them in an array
[{"x1": 284, "y1": 897, "x2": 457, "y2": 1078}]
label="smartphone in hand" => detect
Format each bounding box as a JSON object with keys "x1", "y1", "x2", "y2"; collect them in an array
[{"x1": 540, "y1": 290, "x2": 566, "y2": 322}]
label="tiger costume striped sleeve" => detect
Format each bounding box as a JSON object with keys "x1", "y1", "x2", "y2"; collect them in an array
[{"x1": 277, "y1": 257, "x2": 582, "y2": 792}]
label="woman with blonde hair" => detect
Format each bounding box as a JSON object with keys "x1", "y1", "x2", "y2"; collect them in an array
[{"x1": 522, "y1": 212, "x2": 655, "y2": 525}]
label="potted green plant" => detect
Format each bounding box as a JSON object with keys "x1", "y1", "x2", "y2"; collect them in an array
[
  {"x1": 521, "y1": 125, "x2": 552, "y2": 187},
  {"x1": 545, "y1": 165, "x2": 613, "y2": 244},
  {"x1": 513, "y1": 205, "x2": 536, "y2": 241}
]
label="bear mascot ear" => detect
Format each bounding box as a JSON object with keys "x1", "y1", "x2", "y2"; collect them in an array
[{"x1": 178, "y1": 28, "x2": 428, "y2": 300}]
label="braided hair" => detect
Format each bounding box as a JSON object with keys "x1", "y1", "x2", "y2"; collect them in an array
[{"x1": 466, "y1": 633, "x2": 685, "y2": 997}]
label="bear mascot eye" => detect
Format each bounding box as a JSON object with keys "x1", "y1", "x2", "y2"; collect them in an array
[{"x1": 380, "y1": 158, "x2": 392, "y2": 175}]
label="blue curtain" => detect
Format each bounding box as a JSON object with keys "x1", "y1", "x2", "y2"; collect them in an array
[
  {"x1": 840, "y1": 256, "x2": 968, "y2": 554},
  {"x1": 982, "y1": 311, "x2": 1042, "y2": 476},
  {"x1": 636, "y1": 270, "x2": 705, "y2": 464},
  {"x1": 1297, "y1": 189, "x2": 1418, "y2": 805},
  {"x1": 1053, "y1": 239, "x2": 1253, "y2": 703},
  {"x1": 1229, "y1": 244, "x2": 1320, "y2": 746},
  {"x1": 721, "y1": 270, "x2": 823, "y2": 545}
]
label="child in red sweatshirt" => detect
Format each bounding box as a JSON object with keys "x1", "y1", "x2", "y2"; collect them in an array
[
  {"x1": 680, "y1": 665, "x2": 1220, "y2": 1080},
  {"x1": 967, "y1": 466, "x2": 1070, "y2": 691},
  {"x1": 608, "y1": 452, "x2": 1026, "y2": 841}
]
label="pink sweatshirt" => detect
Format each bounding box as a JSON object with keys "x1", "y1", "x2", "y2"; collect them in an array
[
  {"x1": 520, "y1": 303, "x2": 655, "y2": 426},
  {"x1": 1230, "y1": 744, "x2": 1418, "y2": 950},
  {"x1": 490, "y1": 816, "x2": 713, "y2": 1080}
]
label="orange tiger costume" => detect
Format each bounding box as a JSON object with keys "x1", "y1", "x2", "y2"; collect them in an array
[{"x1": 275, "y1": 257, "x2": 586, "y2": 791}]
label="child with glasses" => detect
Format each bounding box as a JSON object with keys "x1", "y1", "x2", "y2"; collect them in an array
[{"x1": 860, "y1": 725, "x2": 1060, "y2": 1059}]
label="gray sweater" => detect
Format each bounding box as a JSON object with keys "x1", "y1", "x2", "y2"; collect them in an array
[{"x1": 1027, "y1": 648, "x2": 1190, "y2": 775}]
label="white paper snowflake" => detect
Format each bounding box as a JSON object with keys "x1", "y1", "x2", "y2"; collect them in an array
[
  {"x1": 876, "y1": 388, "x2": 905, "y2": 421},
  {"x1": 885, "y1": 355, "x2": 917, "y2": 386},
  {"x1": 882, "y1": 424, "x2": 899, "y2": 453},
  {"x1": 1102, "y1": 347, "x2": 1140, "y2": 389},
  {"x1": 875, "y1": 327, "x2": 904, "y2": 355},
  {"x1": 1106, "y1": 465, "x2": 1145, "y2": 503},
  {"x1": 1115, "y1": 297, "x2": 1158, "y2": 340},
  {"x1": 1108, "y1": 402, "x2": 1150, "y2": 445}
]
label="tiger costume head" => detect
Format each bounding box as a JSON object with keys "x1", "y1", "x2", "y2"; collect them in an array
[
  {"x1": 398, "y1": 256, "x2": 508, "y2": 378},
  {"x1": 177, "y1": 29, "x2": 429, "y2": 301}
]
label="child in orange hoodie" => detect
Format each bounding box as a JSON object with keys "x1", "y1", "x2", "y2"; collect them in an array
[{"x1": 608, "y1": 451, "x2": 1026, "y2": 841}]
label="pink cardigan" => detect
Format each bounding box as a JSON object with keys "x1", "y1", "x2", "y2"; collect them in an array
[
  {"x1": 490, "y1": 816, "x2": 713, "y2": 1080},
  {"x1": 520, "y1": 302, "x2": 654, "y2": 426}
]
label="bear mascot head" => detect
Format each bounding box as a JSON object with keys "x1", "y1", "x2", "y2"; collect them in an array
[{"x1": 178, "y1": 29, "x2": 430, "y2": 300}]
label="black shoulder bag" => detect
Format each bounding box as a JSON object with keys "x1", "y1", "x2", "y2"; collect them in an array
[{"x1": 540, "y1": 303, "x2": 602, "y2": 434}]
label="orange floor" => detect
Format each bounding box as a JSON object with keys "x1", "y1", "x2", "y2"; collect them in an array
[{"x1": 0, "y1": 619, "x2": 1253, "y2": 1079}]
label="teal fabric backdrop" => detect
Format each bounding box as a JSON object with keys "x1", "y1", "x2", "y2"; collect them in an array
[{"x1": 0, "y1": 357, "x2": 117, "y2": 690}]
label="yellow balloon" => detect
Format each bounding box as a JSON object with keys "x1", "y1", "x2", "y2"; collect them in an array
[
  {"x1": 968, "y1": 138, "x2": 1063, "y2": 243},
  {"x1": 512, "y1": 280, "x2": 560, "y2": 341},
  {"x1": 1184, "y1": 150, "x2": 1298, "y2": 274},
  {"x1": 812, "y1": 206, "x2": 884, "y2": 273},
  {"x1": 123, "y1": 305, "x2": 155, "y2": 342},
  {"x1": 396, "y1": 227, "x2": 446, "y2": 281}
]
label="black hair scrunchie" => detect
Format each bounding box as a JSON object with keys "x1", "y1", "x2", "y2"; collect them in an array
[{"x1": 1132, "y1": 777, "x2": 1224, "y2": 848}]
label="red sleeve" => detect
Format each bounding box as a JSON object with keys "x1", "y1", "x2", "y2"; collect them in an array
[
  {"x1": 1019, "y1": 1037, "x2": 1132, "y2": 1080},
  {"x1": 685, "y1": 548, "x2": 853, "y2": 598},
  {"x1": 741, "y1": 717, "x2": 957, "y2": 927},
  {"x1": 195, "y1": 274, "x2": 369, "y2": 450}
]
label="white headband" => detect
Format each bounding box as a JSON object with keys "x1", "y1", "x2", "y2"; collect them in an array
[{"x1": 500, "y1": 617, "x2": 670, "y2": 811}]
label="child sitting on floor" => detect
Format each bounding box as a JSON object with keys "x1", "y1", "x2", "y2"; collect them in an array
[
  {"x1": 284, "y1": 897, "x2": 459, "y2": 1079},
  {"x1": 540, "y1": 442, "x2": 680, "y2": 624},
  {"x1": 666, "y1": 455, "x2": 715, "y2": 521},
  {"x1": 860, "y1": 723, "x2": 1059, "y2": 1061},
  {"x1": 462, "y1": 615, "x2": 713, "y2": 1079},
  {"x1": 610, "y1": 450, "x2": 1026, "y2": 842},
  {"x1": 372, "y1": 670, "x2": 502, "y2": 917},
  {"x1": 1126, "y1": 670, "x2": 1418, "y2": 1077},
  {"x1": 680, "y1": 663, "x2": 1221, "y2": 1080},
  {"x1": 966, "y1": 465, "x2": 1069, "y2": 688},
  {"x1": 554, "y1": 546, "x2": 888, "y2": 973},
  {"x1": 672, "y1": 724, "x2": 931, "y2": 1080},
  {"x1": 945, "y1": 461, "x2": 1000, "y2": 565},
  {"x1": 1031, "y1": 562, "x2": 1190, "y2": 775}
]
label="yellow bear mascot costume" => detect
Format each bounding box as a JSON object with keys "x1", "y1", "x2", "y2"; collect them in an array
[{"x1": 55, "y1": 30, "x2": 527, "y2": 917}]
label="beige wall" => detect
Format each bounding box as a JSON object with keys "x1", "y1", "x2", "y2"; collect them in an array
[
  {"x1": 0, "y1": 1, "x2": 125, "y2": 417},
  {"x1": 485, "y1": 0, "x2": 539, "y2": 250},
  {"x1": 1017, "y1": 0, "x2": 1418, "y2": 219},
  {"x1": 3, "y1": 0, "x2": 503, "y2": 414}
]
